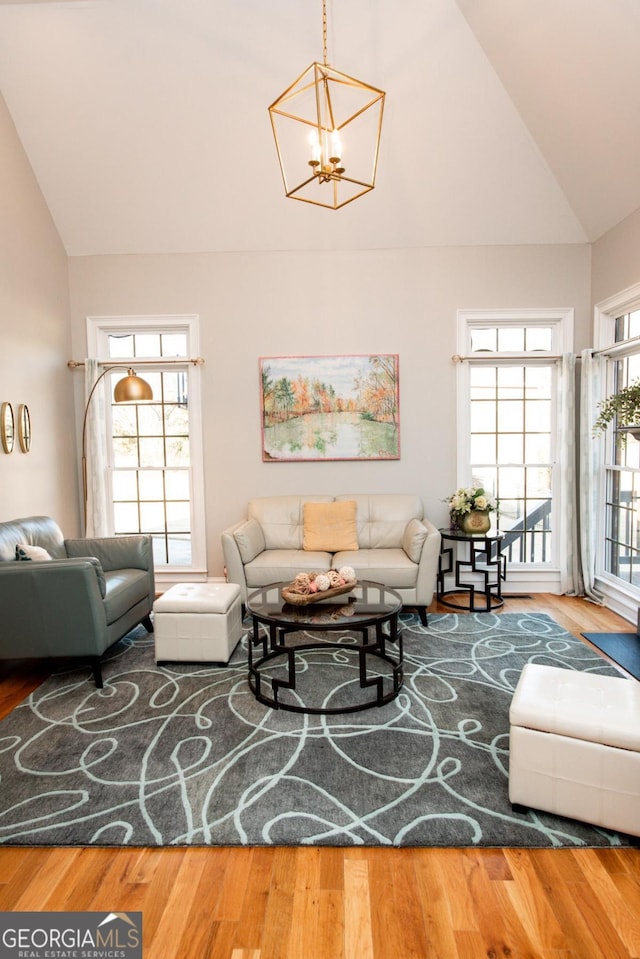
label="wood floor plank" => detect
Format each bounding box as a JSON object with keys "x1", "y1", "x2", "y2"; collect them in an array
[
  {"x1": 12, "y1": 847, "x2": 85, "y2": 910},
  {"x1": 319, "y1": 843, "x2": 345, "y2": 891},
  {"x1": 317, "y1": 888, "x2": 344, "y2": 959},
  {"x1": 460, "y1": 847, "x2": 541, "y2": 958},
  {"x1": 129, "y1": 848, "x2": 186, "y2": 946},
  {"x1": 453, "y1": 929, "x2": 496, "y2": 959},
  {"x1": 529, "y1": 849, "x2": 624, "y2": 959},
  {"x1": 48, "y1": 847, "x2": 117, "y2": 910},
  {"x1": 576, "y1": 849, "x2": 640, "y2": 956},
  {"x1": 500, "y1": 849, "x2": 567, "y2": 954},
  {"x1": 412, "y1": 849, "x2": 460, "y2": 959},
  {"x1": 343, "y1": 857, "x2": 374, "y2": 959},
  {"x1": 213, "y1": 846, "x2": 253, "y2": 921},
  {"x1": 432, "y1": 848, "x2": 481, "y2": 934},
  {"x1": 258, "y1": 846, "x2": 297, "y2": 959},
  {"x1": 232, "y1": 846, "x2": 274, "y2": 952},
  {"x1": 572, "y1": 880, "x2": 638, "y2": 959},
  {"x1": 0, "y1": 595, "x2": 637, "y2": 959},
  {"x1": 385, "y1": 852, "x2": 432, "y2": 959},
  {"x1": 287, "y1": 847, "x2": 323, "y2": 959},
  {"x1": 0, "y1": 846, "x2": 56, "y2": 889},
  {"x1": 479, "y1": 847, "x2": 514, "y2": 881},
  {"x1": 145, "y1": 848, "x2": 210, "y2": 958}
]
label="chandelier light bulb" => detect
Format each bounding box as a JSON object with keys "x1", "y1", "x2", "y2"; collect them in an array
[
  {"x1": 309, "y1": 130, "x2": 321, "y2": 164},
  {"x1": 330, "y1": 129, "x2": 342, "y2": 161}
]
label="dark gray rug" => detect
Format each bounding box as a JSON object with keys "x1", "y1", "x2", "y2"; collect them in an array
[{"x1": 0, "y1": 612, "x2": 634, "y2": 848}]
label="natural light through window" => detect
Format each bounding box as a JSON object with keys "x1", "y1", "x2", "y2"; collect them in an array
[
  {"x1": 603, "y1": 309, "x2": 640, "y2": 586},
  {"x1": 88, "y1": 315, "x2": 205, "y2": 574},
  {"x1": 458, "y1": 310, "x2": 572, "y2": 574}
]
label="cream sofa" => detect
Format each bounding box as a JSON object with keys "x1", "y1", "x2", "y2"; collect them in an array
[{"x1": 221, "y1": 494, "x2": 441, "y2": 624}]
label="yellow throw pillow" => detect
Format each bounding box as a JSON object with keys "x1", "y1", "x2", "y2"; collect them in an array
[{"x1": 303, "y1": 500, "x2": 358, "y2": 552}]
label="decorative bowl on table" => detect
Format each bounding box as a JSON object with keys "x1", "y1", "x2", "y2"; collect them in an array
[{"x1": 281, "y1": 567, "x2": 357, "y2": 605}]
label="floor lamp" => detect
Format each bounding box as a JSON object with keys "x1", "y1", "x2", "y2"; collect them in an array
[{"x1": 82, "y1": 366, "x2": 153, "y2": 531}]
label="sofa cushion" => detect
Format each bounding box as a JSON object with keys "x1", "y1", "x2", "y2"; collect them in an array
[
  {"x1": 335, "y1": 494, "x2": 423, "y2": 549},
  {"x1": 248, "y1": 495, "x2": 333, "y2": 550},
  {"x1": 333, "y1": 548, "x2": 419, "y2": 589},
  {"x1": 303, "y1": 500, "x2": 358, "y2": 552},
  {"x1": 103, "y1": 568, "x2": 151, "y2": 624},
  {"x1": 245, "y1": 549, "x2": 333, "y2": 588},
  {"x1": 233, "y1": 517, "x2": 266, "y2": 563},
  {"x1": 15, "y1": 543, "x2": 52, "y2": 561},
  {"x1": 402, "y1": 518, "x2": 428, "y2": 564}
]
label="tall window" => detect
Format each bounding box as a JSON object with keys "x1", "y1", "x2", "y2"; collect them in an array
[
  {"x1": 601, "y1": 308, "x2": 640, "y2": 587},
  {"x1": 457, "y1": 310, "x2": 573, "y2": 574},
  {"x1": 87, "y1": 315, "x2": 206, "y2": 575}
]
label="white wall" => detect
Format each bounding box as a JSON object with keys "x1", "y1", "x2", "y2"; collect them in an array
[
  {"x1": 0, "y1": 92, "x2": 77, "y2": 531},
  {"x1": 69, "y1": 243, "x2": 591, "y2": 578},
  {"x1": 592, "y1": 207, "x2": 640, "y2": 307}
]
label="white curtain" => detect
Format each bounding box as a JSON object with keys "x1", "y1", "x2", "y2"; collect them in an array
[
  {"x1": 558, "y1": 353, "x2": 581, "y2": 595},
  {"x1": 84, "y1": 359, "x2": 111, "y2": 538},
  {"x1": 578, "y1": 348, "x2": 605, "y2": 603}
]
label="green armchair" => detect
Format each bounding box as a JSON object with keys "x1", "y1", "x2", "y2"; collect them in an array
[{"x1": 0, "y1": 515, "x2": 155, "y2": 687}]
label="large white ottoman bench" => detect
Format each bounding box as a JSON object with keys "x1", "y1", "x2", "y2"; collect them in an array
[
  {"x1": 509, "y1": 663, "x2": 640, "y2": 837},
  {"x1": 153, "y1": 583, "x2": 244, "y2": 665}
]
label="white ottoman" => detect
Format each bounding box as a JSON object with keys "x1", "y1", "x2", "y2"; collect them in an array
[
  {"x1": 153, "y1": 582, "x2": 244, "y2": 665},
  {"x1": 509, "y1": 663, "x2": 640, "y2": 836}
]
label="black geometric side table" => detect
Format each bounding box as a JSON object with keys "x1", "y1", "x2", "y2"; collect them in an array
[{"x1": 437, "y1": 528, "x2": 507, "y2": 611}]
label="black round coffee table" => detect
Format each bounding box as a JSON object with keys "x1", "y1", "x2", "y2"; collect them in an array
[{"x1": 246, "y1": 580, "x2": 403, "y2": 714}]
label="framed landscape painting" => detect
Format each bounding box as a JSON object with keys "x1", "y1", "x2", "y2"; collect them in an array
[{"x1": 260, "y1": 353, "x2": 400, "y2": 462}]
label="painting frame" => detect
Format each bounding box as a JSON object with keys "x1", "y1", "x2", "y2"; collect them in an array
[{"x1": 260, "y1": 353, "x2": 400, "y2": 462}]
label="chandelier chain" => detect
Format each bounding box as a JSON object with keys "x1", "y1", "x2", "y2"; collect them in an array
[{"x1": 322, "y1": 0, "x2": 328, "y2": 65}]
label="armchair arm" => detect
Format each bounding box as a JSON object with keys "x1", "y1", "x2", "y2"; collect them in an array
[
  {"x1": 0, "y1": 560, "x2": 108, "y2": 658},
  {"x1": 221, "y1": 521, "x2": 253, "y2": 604}
]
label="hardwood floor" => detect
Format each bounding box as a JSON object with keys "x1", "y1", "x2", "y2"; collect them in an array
[{"x1": 0, "y1": 595, "x2": 638, "y2": 959}]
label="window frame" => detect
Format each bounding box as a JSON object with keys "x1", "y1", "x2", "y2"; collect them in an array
[
  {"x1": 86, "y1": 314, "x2": 207, "y2": 580},
  {"x1": 456, "y1": 308, "x2": 574, "y2": 592},
  {"x1": 593, "y1": 283, "x2": 640, "y2": 617}
]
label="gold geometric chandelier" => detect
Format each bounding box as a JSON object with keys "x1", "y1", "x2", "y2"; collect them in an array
[{"x1": 268, "y1": 0, "x2": 385, "y2": 210}]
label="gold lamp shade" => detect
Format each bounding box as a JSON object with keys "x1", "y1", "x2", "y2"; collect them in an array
[
  {"x1": 268, "y1": 1, "x2": 385, "y2": 210},
  {"x1": 113, "y1": 369, "x2": 153, "y2": 402}
]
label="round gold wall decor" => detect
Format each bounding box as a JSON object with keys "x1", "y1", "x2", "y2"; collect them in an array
[
  {"x1": 1, "y1": 402, "x2": 14, "y2": 454},
  {"x1": 18, "y1": 404, "x2": 31, "y2": 453}
]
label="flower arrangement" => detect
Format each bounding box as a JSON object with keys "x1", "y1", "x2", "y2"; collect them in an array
[
  {"x1": 287, "y1": 566, "x2": 356, "y2": 597},
  {"x1": 446, "y1": 486, "x2": 497, "y2": 526}
]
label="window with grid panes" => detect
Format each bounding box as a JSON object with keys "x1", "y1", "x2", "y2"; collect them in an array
[
  {"x1": 603, "y1": 309, "x2": 640, "y2": 586},
  {"x1": 458, "y1": 311, "x2": 571, "y2": 568},
  {"x1": 93, "y1": 319, "x2": 204, "y2": 571}
]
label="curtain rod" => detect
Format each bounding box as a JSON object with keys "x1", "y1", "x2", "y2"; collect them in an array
[
  {"x1": 451, "y1": 353, "x2": 576, "y2": 363},
  {"x1": 453, "y1": 337, "x2": 640, "y2": 363},
  {"x1": 68, "y1": 358, "x2": 205, "y2": 368}
]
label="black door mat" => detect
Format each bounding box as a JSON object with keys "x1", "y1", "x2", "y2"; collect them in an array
[{"x1": 581, "y1": 631, "x2": 640, "y2": 681}]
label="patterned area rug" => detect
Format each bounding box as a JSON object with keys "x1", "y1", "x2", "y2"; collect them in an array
[{"x1": 0, "y1": 612, "x2": 634, "y2": 848}]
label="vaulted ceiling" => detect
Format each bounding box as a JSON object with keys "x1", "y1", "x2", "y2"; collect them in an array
[{"x1": 0, "y1": 0, "x2": 638, "y2": 256}]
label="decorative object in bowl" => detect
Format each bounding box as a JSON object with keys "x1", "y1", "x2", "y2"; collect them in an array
[{"x1": 281, "y1": 566, "x2": 357, "y2": 605}]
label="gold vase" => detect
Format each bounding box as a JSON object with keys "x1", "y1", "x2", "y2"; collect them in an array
[{"x1": 458, "y1": 510, "x2": 491, "y2": 534}]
